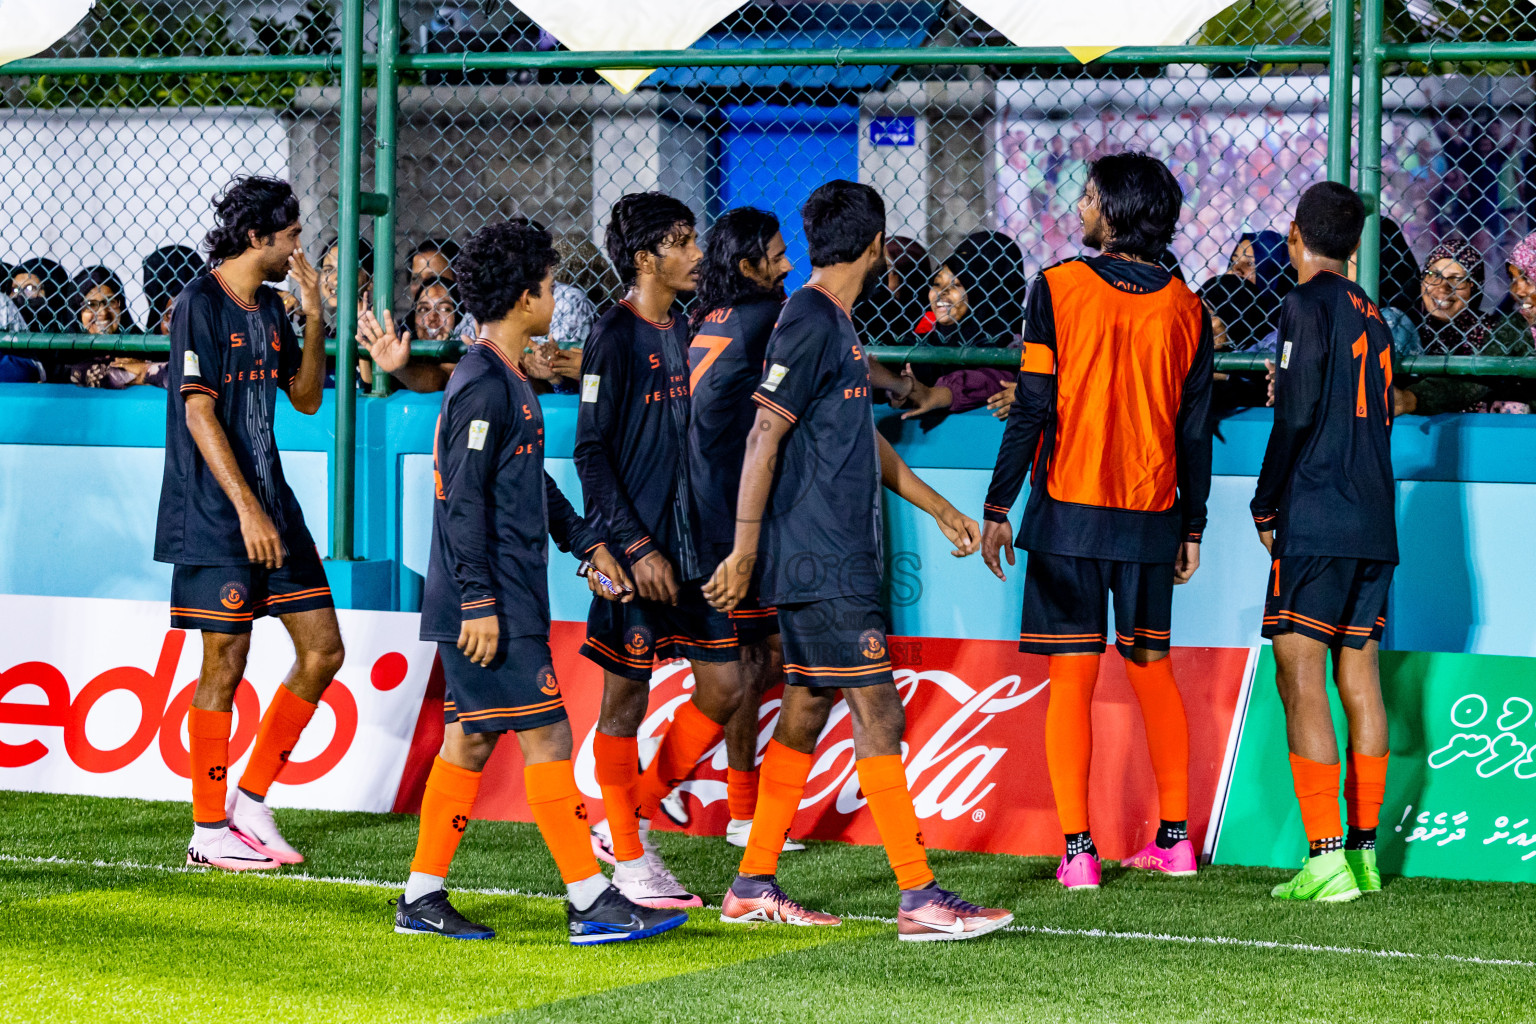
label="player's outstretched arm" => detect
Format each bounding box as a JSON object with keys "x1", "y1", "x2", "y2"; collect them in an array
[
  {"x1": 287, "y1": 248, "x2": 327, "y2": 414},
  {"x1": 876, "y1": 433, "x2": 979, "y2": 557},
  {"x1": 704, "y1": 408, "x2": 792, "y2": 611},
  {"x1": 185, "y1": 393, "x2": 285, "y2": 569}
]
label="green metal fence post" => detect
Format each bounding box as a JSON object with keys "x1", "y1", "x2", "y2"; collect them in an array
[
  {"x1": 370, "y1": 0, "x2": 400, "y2": 398},
  {"x1": 1326, "y1": 0, "x2": 1354, "y2": 184},
  {"x1": 1356, "y1": 0, "x2": 1385, "y2": 300},
  {"x1": 331, "y1": 0, "x2": 366, "y2": 560}
]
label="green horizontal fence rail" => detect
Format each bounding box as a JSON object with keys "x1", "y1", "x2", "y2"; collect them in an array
[{"x1": 8, "y1": 0, "x2": 1536, "y2": 561}]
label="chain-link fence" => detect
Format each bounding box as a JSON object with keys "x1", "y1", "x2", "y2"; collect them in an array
[{"x1": 4, "y1": 0, "x2": 1536, "y2": 551}]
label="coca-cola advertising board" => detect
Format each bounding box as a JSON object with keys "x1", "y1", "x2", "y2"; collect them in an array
[
  {"x1": 397, "y1": 623, "x2": 1255, "y2": 861},
  {"x1": 0, "y1": 596, "x2": 436, "y2": 812}
]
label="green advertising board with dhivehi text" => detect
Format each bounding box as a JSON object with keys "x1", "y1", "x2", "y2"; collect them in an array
[{"x1": 1212, "y1": 648, "x2": 1536, "y2": 884}]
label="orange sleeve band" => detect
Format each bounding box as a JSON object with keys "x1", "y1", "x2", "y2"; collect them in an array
[{"x1": 1019, "y1": 342, "x2": 1056, "y2": 375}]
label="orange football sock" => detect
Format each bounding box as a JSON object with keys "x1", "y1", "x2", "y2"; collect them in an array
[
  {"x1": 593, "y1": 732, "x2": 644, "y2": 862},
  {"x1": 1045, "y1": 655, "x2": 1101, "y2": 835},
  {"x1": 1123, "y1": 657, "x2": 1190, "y2": 822},
  {"x1": 239, "y1": 686, "x2": 319, "y2": 798},
  {"x1": 727, "y1": 767, "x2": 760, "y2": 821},
  {"x1": 1343, "y1": 750, "x2": 1389, "y2": 829},
  {"x1": 188, "y1": 707, "x2": 232, "y2": 826},
  {"x1": 636, "y1": 700, "x2": 723, "y2": 818},
  {"x1": 1288, "y1": 753, "x2": 1343, "y2": 842},
  {"x1": 857, "y1": 755, "x2": 934, "y2": 891},
  {"x1": 410, "y1": 756, "x2": 482, "y2": 877},
  {"x1": 525, "y1": 759, "x2": 602, "y2": 884},
  {"x1": 739, "y1": 741, "x2": 811, "y2": 878}
]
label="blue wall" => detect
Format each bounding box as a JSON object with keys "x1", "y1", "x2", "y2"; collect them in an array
[{"x1": 2, "y1": 384, "x2": 1534, "y2": 657}]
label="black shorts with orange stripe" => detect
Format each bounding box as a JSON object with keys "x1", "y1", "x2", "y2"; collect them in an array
[
  {"x1": 1019, "y1": 552, "x2": 1173, "y2": 658},
  {"x1": 439, "y1": 637, "x2": 567, "y2": 735},
  {"x1": 580, "y1": 581, "x2": 739, "y2": 681},
  {"x1": 777, "y1": 594, "x2": 894, "y2": 690},
  {"x1": 728, "y1": 591, "x2": 780, "y2": 647},
  {"x1": 169, "y1": 545, "x2": 333, "y2": 634},
  {"x1": 1263, "y1": 556, "x2": 1392, "y2": 649}
]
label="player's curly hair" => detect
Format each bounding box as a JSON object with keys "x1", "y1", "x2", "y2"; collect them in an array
[
  {"x1": 690, "y1": 207, "x2": 781, "y2": 331},
  {"x1": 605, "y1": 192, "x2": 696, "y2": 286},
  {"x1": 203, "y1": 176, "x2": 300, "y2": 263},
  {"x1": 457, "y1": 217, "x2": 560, "y2": 324}
]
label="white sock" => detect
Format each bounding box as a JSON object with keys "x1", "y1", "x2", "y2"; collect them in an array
[
  {"x1": 405, "y1": 871, "x2": 445, "y2": 903},
  {"x1": 617, "y1": 856, "x2": 646, "y2": 872},
  {"x1": 193, "y1": 822, "x2": 228, "y2": 839},
  {"x1": 637, "y1": 818, "x2": 652, "y2": 848},
  {"x1": 728, "y1": 818, "x2": 751, "y2": 829},
  {"x1": 567, "y1": 872, "x2": 607, "y2": 911},
  {"x1": 232, "y1": 789, "x2": 263, "y2": 816}
]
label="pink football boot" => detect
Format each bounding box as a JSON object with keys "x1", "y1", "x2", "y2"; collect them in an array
[
  {"x1": 1121, "y1": 838, "x2": 1198, "y2": 877},
  {"x1": 1056, "y1": 852, "x2": 1102, "y2": 890}
]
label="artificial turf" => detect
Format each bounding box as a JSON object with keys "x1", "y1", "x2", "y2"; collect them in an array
[{"x1": 2, "y1": 790, "x2": 1533, "y2": 1024}]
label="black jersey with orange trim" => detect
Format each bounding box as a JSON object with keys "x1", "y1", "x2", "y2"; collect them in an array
[
  {"x1": 983, "y1": 255, "x2": 1214, "y2": 563},
  {"x1": 751, "y1": 285, "x2": 882, "y2": 605},
  {"x1": 420, "y1": 340, "x2": 602, "y2": 643},
  {"x1": 573, "y1": 301, "x2": 700, "y2": 579},
  {"x1": 1252, "y1": 271, "x2": 1398, "y2": 562},
  {"x1": 688, "y1": 294, "x2": 782, "y2": 573},
  {"x1": 155, "y1": 271, "x2": 308, "y2": 566}
]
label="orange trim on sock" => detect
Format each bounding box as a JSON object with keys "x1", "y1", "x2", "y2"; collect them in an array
[
  {"x1": 739, "y1": 741, "x2": 812, "y2": 878},
  {"x1": 1344, "y1": 750, "x2": 1389, "y2": 830},
  {"x1": 188, "y1": 707, "x2": 232, "y2": 825},
  {"x1": 727, "y1": 766, "x2": 760, "y2": 821},
  {"x1": 857, "y1": 755, "x2": 934, "y2": 891},
  {"x1": 1123, "y1": 657, "x2": 1190, "y2": 822},
  {"x1": 593, "y1": 732, "x2": 644, "y2": 862},
  {"x1": 1045, "y1": 655, "x2": 1100, "y2": 835},
  {"x1": 525, "y1": 759, "x2": 602, "y2": 884},
  {"x1": 637, "y1": 701, "x2": 723, "y2": 818},
  {"x1": 1288, "y1": 752, "x2": 1343, "y2": 842},
  {"x1": 238, "y1": 686, "x2": 318, "y2": 798},
  {"x1": 410, "y1": 756, "x2": 482, "y2": 877}
]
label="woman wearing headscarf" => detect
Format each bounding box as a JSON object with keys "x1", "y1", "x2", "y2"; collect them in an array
[
  {"x1": 892, "y1": 231, "x2": 1031, "y2": 420},
  {"x1": 6, "y1": 257, "x2": 71, "y2": 333},
  {"x1": 143, "y1": 245, "x2": 205, "y2": 335},
  {"x1": 1416, "y1": 238, "x2": 1496, "y2": 356},
  {"x1": 1198, "y1": 229, "x2": 1290, "y2": 352},
  {"x1": 0, "y1": 263, "x2": 46, "y2": 382},
  {"x1": 855, "y1": 235, "x2": 932, "y2": 343},
  {"x1": 58, "y1": 266, "x2": 168, "y2": 389},
  {"x1": 1491, "y1": 231, "x2": 1536, "y2": 359}
]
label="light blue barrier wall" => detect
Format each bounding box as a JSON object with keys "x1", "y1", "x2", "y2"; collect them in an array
[{"x1": 2, "y1": 384, "x2": 1533, "y2": 656}]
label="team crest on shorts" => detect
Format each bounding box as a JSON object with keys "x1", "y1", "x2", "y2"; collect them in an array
[
  {"x1": 537, "y1": 665, "x2": 560, "y2": 697},
  {"x1": 858, "y1": 628, "x2": 887, "y2": 661},
  {"x1": 624, "y1": 626, "x2": 653, "y2": 659},
  {"x1": 219, "y1": 582, "x2": 247, "y2": 610}
]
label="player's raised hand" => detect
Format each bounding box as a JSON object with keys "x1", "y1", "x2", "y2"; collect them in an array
[
  {"x1": 1174, "y1": 540, "x2": 1202, "y2": 584},
  {"x1": 702, "y1": 549, "x2": 754, "y2": 612},
  {"x1": 289, "y1": 248, "x2": 323, "y2": 320},
  {"x1": 631, "y1": 550, "x2": 679, "y2": 605},
  {"x1": 357, "y1": 309, "x2": 412, "y2": 373},
  {"x1": 458, "y1": 614, "x2": 499, "y2": 667},
  {"x1": 239, "y1": 506, "x2": 286, "y2": 569},
  {"x1": 589, "y1": 544, "x2": 635, "y2": 603},
  {"x1": 980, "y1": 519, "x2": 1015, "y2": 581},
  {"x1": 935, "y1": 504, "x2": 980, "y2": 557}
]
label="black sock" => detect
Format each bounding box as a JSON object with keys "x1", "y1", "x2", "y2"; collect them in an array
[
  {"x1": 1346, "y1": 826, "x2": 1376, "y2": 851},
  {"x1": 1309, "y1": 835, "x2": 1343, "y2": 858},
  {"x1": 1065, "y1": 831, "x2": 1096, "y2": 858},
  {"x1": 1156, "y1": 820, "x2": 1188, "y2": 849}
]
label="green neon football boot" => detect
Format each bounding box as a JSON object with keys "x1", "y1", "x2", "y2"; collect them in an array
[
  {"x1": 1269, "y1": 850, "x2": 1362, "y2": 902},
  {"x1": 1345, "y1": 848, "x2": 1382, "y2": 893}
]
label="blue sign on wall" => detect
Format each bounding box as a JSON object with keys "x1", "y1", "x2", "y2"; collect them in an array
[{"x1": 869, "y1": 115, "x2": 916, "y2": 146}]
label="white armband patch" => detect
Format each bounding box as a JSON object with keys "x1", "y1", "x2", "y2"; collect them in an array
[
  {"x1": 184, "y1": 351, "x2": 201, "y2": 377},
  {"x1": 581, "y1": 374, "x2": 601, "y2": 403},
  {"x1": 467, "y1": 420, "x2": 489, "y2": 450},
  {"x1": 762, "y1": 363, "x2": 789, "y2": 392},
  {"x1": 1280, "y1": 340, "x2": 1293, "y2": 370}
]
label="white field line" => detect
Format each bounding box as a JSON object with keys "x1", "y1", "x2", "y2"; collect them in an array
[{"x1": 4, "y1": 853, "x2": 1533, "y2": 970}]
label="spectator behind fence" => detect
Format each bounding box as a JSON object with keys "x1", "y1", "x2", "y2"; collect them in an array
[
  {"x1": 7, "y1": 257, "x2": 71, "y2": 332},
  {"x1": 0, "y1": 271, "x2": 46, "y2": 382},
  {"x1": 1495, "y1": 231, "x2": 1536, "y2": 358},
  {"x1": 856, "y1": 235, "x2": 932, "y2": 343},
  {"x1": 144, "y1": 245, "x2": 206, "y2": 335},
  {"x1": 1417, "y1": 238, "x2": 1495, "y2": 356},
  {"x1": 408, "y1": 237, "x2": 458, "y2": 292},
  {"x1": 1199, "y1": 230, "x2": 1290, "y2": 352},
  {"x1": 60, "y1": 267, "x2": 167, "y2": 389},
  {"x1": 409, "y1": 273, "x2": 462, "y2": 342},
  {"x1": 891, "y1": 231, "x2": 1031, "y2": 421},
  {"x1": 321, "y1": 236, "x2": 373, "y2": 328}
]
